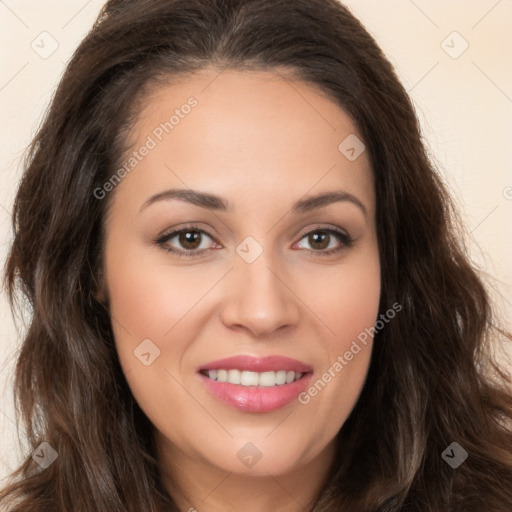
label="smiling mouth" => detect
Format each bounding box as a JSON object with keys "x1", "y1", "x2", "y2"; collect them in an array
[{"x1": 199, "y1": 369, "x2": 306, "y2": 387}]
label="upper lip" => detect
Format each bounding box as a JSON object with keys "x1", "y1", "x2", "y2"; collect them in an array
[{"x1": 198, "y1": 355, "x2": 313, "y2": 373}]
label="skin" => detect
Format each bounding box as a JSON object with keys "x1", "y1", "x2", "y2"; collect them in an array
[{"x1": 100, "y1": 67, "x2": 381, "y2": 512}]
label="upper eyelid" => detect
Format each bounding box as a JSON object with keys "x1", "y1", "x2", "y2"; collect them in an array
[{"x1": 157, "y1": 226, "x2": 216, "y2": 244}]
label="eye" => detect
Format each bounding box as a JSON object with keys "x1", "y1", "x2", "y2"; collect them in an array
[
  {"x1": 156, "y1": 226, "x2": 218, "y2": 257},
  {"x1": 294, "y1": 228, "x2": 353, "y2": 255}
]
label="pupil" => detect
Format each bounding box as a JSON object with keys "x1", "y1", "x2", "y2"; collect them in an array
[
  {"x1": 310, "y1": 232, "x2": 328, "y2": 250},
  {"x1": 180, "y1": 231, "x2": 200, "y2": 249}
]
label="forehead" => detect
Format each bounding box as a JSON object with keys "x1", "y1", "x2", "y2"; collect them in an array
[{"x1": 113, "y1": 67, "x2": 375, "y2": 214}]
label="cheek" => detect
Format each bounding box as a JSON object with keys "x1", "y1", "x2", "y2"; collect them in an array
[
  {"x1": 104, "y1": 232, "x2": 214, "y2": 338},
  {"x1": 301, "y1": 248, "x2": 381, "y2": 346},
  {"x1": 102, "y1": 234, "x2": 213, "y2": 392}
]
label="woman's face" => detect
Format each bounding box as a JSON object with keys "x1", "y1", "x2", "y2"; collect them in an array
[{"x1": 101, "y1": 67, "x2": 380, "y2": 479}]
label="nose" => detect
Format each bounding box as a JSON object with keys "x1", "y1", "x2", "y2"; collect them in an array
[{"x1": 219, "y1": 251, "x2": 301, "y2": 338}]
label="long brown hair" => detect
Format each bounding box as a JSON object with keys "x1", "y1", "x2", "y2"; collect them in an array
[{"x1": 2, "y1": 0, "x2": 512, "y2": 510}]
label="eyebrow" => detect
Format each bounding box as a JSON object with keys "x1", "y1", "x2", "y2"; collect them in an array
[{"x1": 139, "y1": 188, "x2": 367, "y2": 218}]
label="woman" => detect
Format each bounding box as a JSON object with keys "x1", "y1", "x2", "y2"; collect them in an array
[{"x1": 1, "y1": 0, "x2": 511, "y2": 510}]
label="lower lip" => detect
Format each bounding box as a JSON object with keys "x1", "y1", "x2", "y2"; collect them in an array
[{"x1": 198, "y1": 372, "x2": 312, "y2": 413}]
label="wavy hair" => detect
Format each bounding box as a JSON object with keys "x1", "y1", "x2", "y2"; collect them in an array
[{"x1": 2, "y1": 0, "x2": 512, "y2": 510}]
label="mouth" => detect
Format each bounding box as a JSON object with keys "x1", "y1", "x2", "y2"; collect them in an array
[{"x1": 197, "y1": 355, "x2": 313, "y2": 413}]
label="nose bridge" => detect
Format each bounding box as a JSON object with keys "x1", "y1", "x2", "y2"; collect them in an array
[{"x1": 220, "y1": 238, "x2": 300, "y2": 336}]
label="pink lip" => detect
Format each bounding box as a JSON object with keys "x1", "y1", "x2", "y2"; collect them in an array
[
  {"x1": 198, "y1": 372, "x2": 313, "y2": 413},
  {"x1": 197, "y1": 355, "x2": 313, "y2": 373},
  {"x1": 197, "y1": 355, "x2": 314, "y2": 413}
]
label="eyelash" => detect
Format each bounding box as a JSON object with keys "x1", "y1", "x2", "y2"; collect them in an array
[{"x1": 155, "y1": 224, "x2": 354, "y2": 259}]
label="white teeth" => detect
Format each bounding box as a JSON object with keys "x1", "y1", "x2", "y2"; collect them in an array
[
  {"x1": 259, "y1": 371, "x2": 276, "y2": 387},
  {"x1": 204, "y1": 369, "x2": 304, "y2": 387},
  {"x1": 240, "y1": 371, "x2": 259, "y2": 386},
  {"x1": 227, "y1": 369, "x2": 241, "y2": 385},
  {"x1": 286, "y1": 370, "x2": 295, "y2": 384},
  {"x1": 275, "y1": 370, "x2": 287, "y2": 385}
]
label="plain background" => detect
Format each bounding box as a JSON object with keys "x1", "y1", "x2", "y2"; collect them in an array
[{"x1": 1, "y1": 0, "x2": 511, "y2": 485}]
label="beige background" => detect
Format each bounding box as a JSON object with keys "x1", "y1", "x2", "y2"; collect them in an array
[{"x1": 1, "y1": 0, "x2": 511, "y2": 484}]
